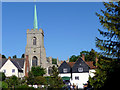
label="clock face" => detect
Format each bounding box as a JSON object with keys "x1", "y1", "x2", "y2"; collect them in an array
[{"x1": 78, "y1": 68, "x2": 83, "y2": 72}]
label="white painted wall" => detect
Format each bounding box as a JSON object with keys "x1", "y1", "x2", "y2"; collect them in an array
[
  {"x1": 0, "y1": 59, "x2": 19, "y2": 77},
  {"x1": 70, "y1": 73, "x2": 89, "y2": 89},
  {"x1": 59, "y1": 73, "x2": 71, "y2": 77}
]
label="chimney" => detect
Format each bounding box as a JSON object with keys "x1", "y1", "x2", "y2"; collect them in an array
[
  {"x1": 82, "y1": 54, "x2": 85, "y2": 61},
  {"x1": 95, "y1": 57, "x2": 98, "y2": 67},
  {"x1": 25, "y1": 55, "x2": 30, "y2": 77},
  {"x1": 8, "y1": 56, "x2": 11, "y2": 60},
  {"x1": 66, "y1": 57, "x2": 69, "y2": 62}
]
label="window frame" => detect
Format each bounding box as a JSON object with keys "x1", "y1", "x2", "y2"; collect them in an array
[
  {"x1": 63, "y1": 68, "x2": 68, "y2": 73},
  {"x1": 12, "y1": 69, "x2": 15, "y2": 73},
  {"x1": 75, "y1": 76, "x2": 79, "y2": 80}
]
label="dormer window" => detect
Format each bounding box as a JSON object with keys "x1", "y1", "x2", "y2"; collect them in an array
[
  {"x1": 63, "y1": 68, "x2": 67, "y2": 73},
  {"x1": 33, "y1": 37, "x2": 37, "y2": 45}
]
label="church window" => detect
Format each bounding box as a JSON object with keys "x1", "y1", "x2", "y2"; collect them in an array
[
  {"x1": 32, "y1": 56, "x2": 38, "y2": 66},
  {"x1": 33, "y1": 37, "x2": 37, "y2": 45}
]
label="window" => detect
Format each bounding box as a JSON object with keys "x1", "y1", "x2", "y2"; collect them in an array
[
  {"x1": 33, "y1": 37, "x2": 37, "y2": 45},
  {"x1": 12, "y1": 69, "x2": 15, "y2": 73},
  {"x1": 78, "y1": 68, "x2": 83, "y2": 72},
  {"x1": 63, "y1": 68, "x2": 67, "y2": 73},
  {"x1": 3, "y1": 69, "x2": 6, "y2": 73},
  {"x1": 75, "y1": 76, "x2": 79, "y2": 80}
]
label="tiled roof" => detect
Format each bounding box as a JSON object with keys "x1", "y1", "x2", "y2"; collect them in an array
[
  {"x1": 67, "y1": 62, "x2": 75, "y2": 67},
  {"x1": 60, "y1": 60, "x2": 96, "y2": 69},
  {"x1": 85, "y1": 61, "x2": 96, "y2": 69},
  {"x1": 0, "y1": 58, "x2": 24, "y2": 72}
]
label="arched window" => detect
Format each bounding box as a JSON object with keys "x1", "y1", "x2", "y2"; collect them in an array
[
  {"x1": 32, "y1": 56, "x2": 38, "y2": 66},
  {"x1": 33, "y1": 37, "x2": 37, "y2": 45}
]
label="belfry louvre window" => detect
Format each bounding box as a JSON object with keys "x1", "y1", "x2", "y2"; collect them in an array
[
  {"x1": 33, "y1": 37, "x2": 37, "y2": 45},
  {"x1": 63, "y1": 68, "x2": 67, "y2": 73}
]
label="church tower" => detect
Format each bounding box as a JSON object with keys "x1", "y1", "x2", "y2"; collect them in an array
[{"x1": 25, "y1": 5, "x2": 46, "y2": 70}]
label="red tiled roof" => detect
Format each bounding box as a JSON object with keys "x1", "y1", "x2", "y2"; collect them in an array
[
  {"x1": 60, "y1": 60, "x2": 96, "y2": 69},
  {"x1": 85, "y1": 61, "x2": 96, "y2": 69},
  {"x1": 67, "y1": 62, "x2": 75, "y2": 67}
]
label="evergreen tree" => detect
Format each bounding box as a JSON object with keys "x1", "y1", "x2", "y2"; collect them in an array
[
  {"x1": 89, "y1": 2, "x2": 120, "y2": 89},
  {"x1": 13, "y1": 55, "x2": 17, "y2": 58},
  {"x1": 48, "y1": 65, "x2": 64, "y2": 88}
]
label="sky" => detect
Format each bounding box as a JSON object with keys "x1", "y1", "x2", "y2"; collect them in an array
[{"x1": 2, "y1": 2, "x2": 105, "y2": 60}]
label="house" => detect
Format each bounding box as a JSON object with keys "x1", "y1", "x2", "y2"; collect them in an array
[
  {"x1": 0, "y1": 57, "x2": 24, "y2": 78},
  {"x1": 58, "y1": 56, "x2": 97, "y2": 89}
]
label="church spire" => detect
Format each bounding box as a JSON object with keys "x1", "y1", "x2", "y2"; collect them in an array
[{"x1": 34, "y1": 5, "x2": 38, "y2": 30}]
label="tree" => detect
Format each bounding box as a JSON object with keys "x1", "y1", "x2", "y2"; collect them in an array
[
  {"x1": 89, "y1": 2, "x2": 120, "y2": 89},
  {"x1": 21, "y1": 54, "x2": 25, "y2": 58},
  {"x1": 2, "y1": 55, "x2": 6, "y2": 58},
  {"x1": 13, "y1": 55, "x2": 17, "y2": 58},
  {"x1": 34, "y1": 76, "x2": 47, "y2": 85},
  {"x1": 0, "y1": 81, "x2": 8, "y2": 88},
  {"x1": 48, "y1": 65, "x2": 64, "y2": 88},
  {"x1": 5, "y1": 75, "x2": 19, "y2": 88},
  {"x1": 52, "y1": 58, "x2": 57, "y2": 64},
  {"x1": 69, "y1": 55, "x2": 79, "y2": 62},
  {"x1": 0, "y1": 72, "x2": 6, "y2": 81},
  {"x1": 31, "y1": 66, "x2": 46, "y2": 77},
  {"x1": 27, "y1": 72, "x2": 34, "y2": 85}
]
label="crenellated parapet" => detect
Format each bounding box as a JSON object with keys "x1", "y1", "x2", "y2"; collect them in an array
[{"x1": 26, "y1": 28, "x2": 44, "y2": 35}]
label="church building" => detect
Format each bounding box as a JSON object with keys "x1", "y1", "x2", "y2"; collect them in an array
[{"x1": 0, "y1": 4, "x2": 59, "y2": 77}]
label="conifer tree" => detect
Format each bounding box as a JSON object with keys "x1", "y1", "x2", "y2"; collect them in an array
[{"x1": 89, "y1": 2, "x2": 120, "y2": 89}]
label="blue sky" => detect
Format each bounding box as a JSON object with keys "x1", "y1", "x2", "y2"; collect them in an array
[{"x1": 2, "y1": 2, "x2": 104, "y2": 60}]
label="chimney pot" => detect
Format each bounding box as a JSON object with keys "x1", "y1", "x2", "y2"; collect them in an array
[{"x1": 82, "y1": 54, "x2": 85, "y2": 61}]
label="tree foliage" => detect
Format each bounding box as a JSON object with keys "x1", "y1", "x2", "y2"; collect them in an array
[
  {"x1": 31, "y1": 66, "x2": 46, "y2": 77},
  {"x1": 48, "y1": 65, "x2": 64, "y2": 88},
  {"x1": 89, "y1": 2, "x2": 120, "y2": 89},
  {"x1": 2, "y1": 55, "x2": 6, "y2": 58},
  {"x1": 13, "y1": 55, "x2": 17, "y2": 58},
  {"x1": 5, "y1": 75, "x2": 19, "y2": 88},
  {"x1": 52, "y1": 58, "x2": 57, "y2": 64},
  {"x1": 21, "y1": 54, "x2": 25, "y2": 58},
  {"x1": 69, "y1": 49, "x2": 98, "y2": 62},
  {"x1": 0, "y1": 81, "x2": 8, "y2": 88},
  {"x1": 34, "y1": 76, "x2": 47, "y2": 85},
  {"x1": 0, "y1": 72, "x2": 6, "y2": 81}
]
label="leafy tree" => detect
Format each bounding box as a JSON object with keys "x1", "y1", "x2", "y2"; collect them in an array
[
  {"x1": 89, "y1": 2, "x2": 120, "y2": 89},
  {"x1": 27, "y1": 71, "x2": 34, "y2": 85},
  {"x1": 0, "y1": 81, "x2": 8, "y2": 88},
  {"x1": 52, "y1": 58, "x2": 57, "y2": 64},
  {"x1": 13, "y1": 55, "x2": 17, "y2": 58},
  {"x1": 31, "y1": 66, "x2": 46, "y2": 77},
  {"x1": 5, "y1": 75, "x2": 19, "y2": 88},
  {"x1": 2, "y1": 55, "x2": 6, "y2": 58},
  {"x1": 80, "y1": 50, "x2": 89, "y2": 61},
  {"x1": 34, "y1": 76, "x2": 47, "y2": 85},
  {"x1": 69, "y1": 55, "x2": 79, "y2": 62},
  {"x1": 21, "y1": 54, "x2": 25, "y2": 58},
  {"x1": 48, "y1": 65, "x2": 64, "y2": 88},
  {"x1": 0, "y1": 72, "x2": 6, "y2": 81}
]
